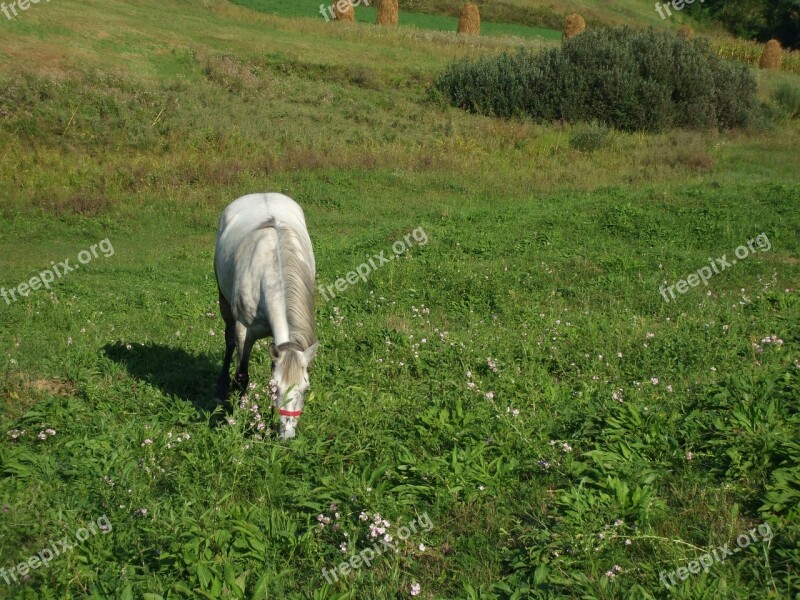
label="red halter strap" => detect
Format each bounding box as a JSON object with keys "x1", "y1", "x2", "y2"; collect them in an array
[{"x1": 278, "y1": 408, "x2": 303, "y2": 417}]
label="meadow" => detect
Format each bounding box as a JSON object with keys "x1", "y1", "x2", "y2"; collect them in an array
[{"x1": 0, "y1": 0, "x2": 799, "y2": 598}]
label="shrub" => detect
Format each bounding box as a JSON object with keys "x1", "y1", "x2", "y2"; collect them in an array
[
  {"x1": 433, "y1": 28, "x2": 761, "y2": 132},
  {"x1": 563, "y1": 14, "x2": 585, "y2": 39},
  {"x1": 376, "y1": 0, "x2": 398, "y2": 26},
  {"x1": 773, "y1": 82, "x2": 800, "y2": 119},
  {"x1": 760, "y1": 39, "x2": 782, "y2": 69},
  {"x1": 458, "y1": 3, "x2": 480, "y2": 35},
  {"x1": 569, "y1": 121, "x2": 611, "y2": 152}
]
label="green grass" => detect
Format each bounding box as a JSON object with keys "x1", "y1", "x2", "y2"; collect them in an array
[
  {"x1": 229, "y1": 0, "x2": 562, "y2": 40},
  {"x1": 1, "y1": 0, "x2": 799, "y2": 598}
]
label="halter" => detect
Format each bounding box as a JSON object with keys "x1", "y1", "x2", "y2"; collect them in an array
[{"x1": 275, "y1": 341, "x2": 306, "y2": 417}]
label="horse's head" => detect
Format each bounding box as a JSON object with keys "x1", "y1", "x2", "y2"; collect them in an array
[{"x1": 269, "y1": 341, "x2": 319, "y2": 439}]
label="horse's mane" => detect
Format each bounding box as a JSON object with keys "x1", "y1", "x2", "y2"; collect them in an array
[{"x1": 260, "y1": 219, "x2": 316, "y2": 364}]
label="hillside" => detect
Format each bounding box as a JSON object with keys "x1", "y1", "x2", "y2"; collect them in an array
[{"x1": 0, "y1": 0, "x2": 799, "y2": 598}]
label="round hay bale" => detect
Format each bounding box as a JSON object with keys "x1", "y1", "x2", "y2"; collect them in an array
[
  {"x1": 563, "y1": 13, "x2": 585, "y2": 39},
  {"x1": 677, "y1": 25, "x2": 694, "y2": 40},
  {"x1": 376, "y1": 0, "x2": 398, "y2": 26},
  {"x1": 458, "y1": 3, "x2": 480, "y2": 35},
  {"x1": 332, "y1": 0, "x2": 355, "y2": 22},
  {"x1": 759, "y1": 39, "x2": 782, "y2": 70}
]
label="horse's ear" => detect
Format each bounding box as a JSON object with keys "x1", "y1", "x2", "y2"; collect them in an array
[
  {"x1": 302, "y1": 342, "x2": 319, "y2": 366},
  {"x1": 270, "y1": 344, "x2": 280, "y2": 361}
]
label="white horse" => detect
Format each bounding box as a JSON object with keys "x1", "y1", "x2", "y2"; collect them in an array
[{"x1": 214, "y1": 193, "x2": 318, "y2": 439}]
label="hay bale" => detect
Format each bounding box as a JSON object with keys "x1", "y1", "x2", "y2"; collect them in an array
[
  {"x1": 759, "y1": 39, "x2": 782, "y2": 70},
  {"x1": 376, "y1": 0, "x2": 398, "y2": 26},
  {"x1": 458, "y1": 3, "x2": 480, "y2": 35},
  {"x1": 332, "y1": 0, "x2": 355, "y2": 22},
  {"x1": 563, "y1": 13, "x2": 585, "y2": 39},
  {"x1": 677, "y1": 25, "x2": 694, "y2": 40}
]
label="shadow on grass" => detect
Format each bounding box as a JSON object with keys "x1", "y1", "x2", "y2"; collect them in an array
[{"x1": 103, "y1": 341, "x2": 224, "y2": 418}]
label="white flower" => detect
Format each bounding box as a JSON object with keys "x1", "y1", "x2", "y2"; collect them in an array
[
  {"x1": 418, "y1": 543, "x2": 426, "y2": 552},
  {"x1": 410, "y1": 582, "x2": 421, "y2": 596}
]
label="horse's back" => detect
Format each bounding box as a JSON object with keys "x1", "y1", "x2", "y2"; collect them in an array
[
  {"x1": 214, "y1": 193, "x2": 314, "y2": 317},
  {"x1": 219, "y1": 193, "x2": 308, "y2": 237}
]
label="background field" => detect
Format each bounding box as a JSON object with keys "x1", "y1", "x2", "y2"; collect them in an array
[{"x1": 0, "y1": 0, "x2": 799, "y2": 598}]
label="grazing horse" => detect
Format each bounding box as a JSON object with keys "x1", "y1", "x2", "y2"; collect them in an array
[{"x1": 214, "y1": 193, "x2": 318, "y2": 439}]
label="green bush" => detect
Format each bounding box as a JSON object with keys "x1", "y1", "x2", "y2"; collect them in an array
[
  {"x1": 773, "y1": 82, "x2": 800, "y2": 119},
  {"x1": 569, "y1": 121, "x2": 612, "y2": 152},
  {"x1": 433, "y1": 28, "x2": 761, "y2": 132}
]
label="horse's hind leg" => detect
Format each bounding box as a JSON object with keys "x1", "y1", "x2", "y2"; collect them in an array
[
  {"x1": 233, "y1": 322, "x2": 254, "y2": 394},
  {"x1": 215, "y1": 292, "x2": 236, "y2": 404}
]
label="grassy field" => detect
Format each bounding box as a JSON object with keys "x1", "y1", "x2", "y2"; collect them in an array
[
  {"x1": 228, "y1": 0, "x2": 562, "y2": 40},
  {"x1": 1, "y1": 0, "x2": 799, "y2": 598}
]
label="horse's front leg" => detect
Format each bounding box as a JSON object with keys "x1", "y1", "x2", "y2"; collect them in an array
[
  {"x1": 215, "y1": 293, "x2": 236, "y2": 404},
  {"x1": 233, "y1": 323, "x2": 254, "y2": 395}
]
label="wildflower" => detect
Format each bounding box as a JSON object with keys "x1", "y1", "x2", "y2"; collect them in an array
[
  {"x1": 625, "y1": 539, "x2": 632, "y2": 545},
  {"x1": 45, "y1": 428, "x2": 56, "y2": 436},
  {"x1": 686, "y1": 451, "x2": 693, "y2": 461},
  {"x1": 37, "y1": 431, "x2": 47, "y2": 440},
  {"x1": 561, "y1": 442, "x2": 572, "y2": 453},
  {"x1": 478, "y1": 485, "x2": 485, "y2": 491},
  {"x1": 617, "y1": 352, "x2": 623, "y2": 358},
  {"x1": 487, "y1": 358, "x2": 498, "y2": 373},
  {"x1": 226, "y1": 417, "x2": 236, "y2": 426},
  {"x1": 339, "y1": 542, "x2": 348, "y2": 553},
  {"x1": 612, "y1": 389, "x2": 623, "y2": 402},
  {"x1": 134, "y1": 508, "x2": 148, "y2": 517},
  {"x1": 651, "y1": 377, "x2": 659, "y2": 385},
  {"x1": 418, "y1": 543, "x2": 426, "y2": 552},
  {"x1": 359, "y1": 511, "x2": 368, "y2": 521},
  {"x1": 410, "y1": 583, "x2": 421, "y2": 596},
  {"x1": 141, "y1": 438, "x2": 153, "y2": 446},
  {"x1": 646, "y1": 332, "x2": 655, "y2": 338},
  {"x1": 485, "y1": 391, "x2": 494, "y2": 399},
  {"x1": 666, "y1": 385, "x2": 673, "y2": 392}
]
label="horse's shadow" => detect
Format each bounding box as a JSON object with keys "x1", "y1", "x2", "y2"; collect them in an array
[{"x1": 103, "y1": 341, "x2": 222, "y2": 417}]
